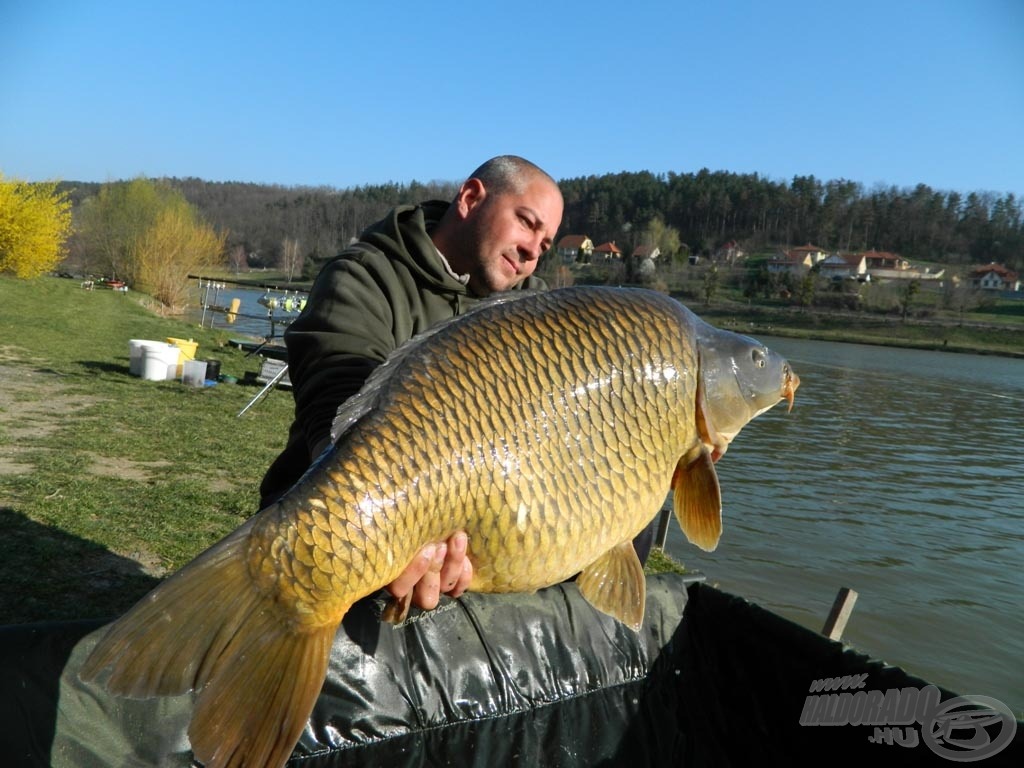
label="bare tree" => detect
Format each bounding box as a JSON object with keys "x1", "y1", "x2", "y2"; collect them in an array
[{"x1": 279, "y1": 237, "x2": 304, "y2": 283}]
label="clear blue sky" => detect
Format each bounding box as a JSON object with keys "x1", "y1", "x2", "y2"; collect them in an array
[{"x1": 2, "y1": 0, "x2": 1022, "y2": 196}]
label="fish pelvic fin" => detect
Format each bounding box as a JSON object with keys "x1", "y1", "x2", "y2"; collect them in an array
[
  {"x1": 576, "y1": 540, "x2": 646, "y2": 632},
  {"x1": 78, "y1": 521, "x2": 338, "y2": 768},
  {"x1": 672, "y1": 448, "x2": 723, "y2": 552}
]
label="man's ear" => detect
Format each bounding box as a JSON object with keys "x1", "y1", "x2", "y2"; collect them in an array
[{"x1": 455, "y1": 178, "x2": 486, "y2": 218}]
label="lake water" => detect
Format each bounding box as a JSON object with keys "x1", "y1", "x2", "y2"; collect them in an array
[
  {"x1": 663, "y1": 336, "x2": 1024, "y2": 713},
  {"x1": 190, "y1": 282, "x2": 308, "y2": 340}
]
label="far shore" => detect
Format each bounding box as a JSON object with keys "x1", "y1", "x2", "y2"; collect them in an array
[
  {"x1": 689, "y1": 302, "x2": 1024, "y2": 359},
  {"x1": 196, "y1": 269, "x2": 1024, "y2": 359}
]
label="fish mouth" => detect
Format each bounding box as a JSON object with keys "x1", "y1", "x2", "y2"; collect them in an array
[{"x1": 782, "y1": 366, "x2": 800, "y2": 412}]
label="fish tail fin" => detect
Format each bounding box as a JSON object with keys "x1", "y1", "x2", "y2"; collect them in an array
[
  {"x1": 672, "y1": 448, "x2": 722, "y2": 552},
  {"x1": 79, "y1": 521, "x2": 337, "y2": 768},
  {"x1": 189, "y1": 620, "x2": 334, "y2": 768}
]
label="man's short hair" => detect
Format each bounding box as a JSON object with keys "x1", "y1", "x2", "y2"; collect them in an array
[{"x1": 467, "y1": 155, "x2": 558, "y2": 197}]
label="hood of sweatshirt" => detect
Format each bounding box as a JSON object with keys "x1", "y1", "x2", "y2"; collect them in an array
[{"x1": 358, "y1": 201, "x2": 470, "y2": 294}]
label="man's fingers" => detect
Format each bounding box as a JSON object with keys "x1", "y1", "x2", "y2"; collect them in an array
[
  {"x1": 411, "y1": 543, "x2": 446, "y2": 611},
  {"x1": 448, "y1": 557, "x2": 473, "y2": 598},
  {"x1": 384, "y1": 530, "x2": 472, "y2": 612},
  {"x1": 439, "y1": 532, "x2": 468, "y2": 593},
  {"x1": 386, "y1": 543, "x2": 436, "y2": 599}
]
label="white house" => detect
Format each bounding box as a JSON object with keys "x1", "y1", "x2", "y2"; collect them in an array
[
  {"x1": 767, "y1": 244, "x2": 829, "y2": 275},
  {"x1": 970, "y1": 262, "x2": 1021, "y2": 292},
  {"x1": 555, "y1": 235, "x2": 594, "y2": 264}
]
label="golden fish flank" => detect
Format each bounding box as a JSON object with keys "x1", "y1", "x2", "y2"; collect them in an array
[{"x1": 79, "y1": 286, "x2": 798, "y2": 768}]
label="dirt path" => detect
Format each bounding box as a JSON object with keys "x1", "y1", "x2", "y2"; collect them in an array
[
  {"x1": 0, "y1": 354, "x2": 99, "y2": 476},
  {"x1": 0, "y1": 351, "x2": 171, "y2": 620},
  {"x1": 0, "y1": 351, "x2": 174, "y2": 482}
]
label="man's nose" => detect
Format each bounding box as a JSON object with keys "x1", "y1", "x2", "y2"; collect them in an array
[{"x1": 520, "y1": 234, "x2": 545, "y2": 261}]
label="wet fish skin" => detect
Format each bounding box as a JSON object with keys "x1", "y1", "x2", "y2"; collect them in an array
[
  {"x1": 248, "y1": 286, "x2": 702, "y2": 625},
  {"x1": 696, "y1": 323, "x2": 800, "y2": 456},
  {"x1": 79, "y1": 286, "x2": 797, "y2": 768}
]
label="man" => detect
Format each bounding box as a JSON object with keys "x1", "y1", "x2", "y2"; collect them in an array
[{"x1": 260, "y1": 155, "x2": 564, "y2": 614}]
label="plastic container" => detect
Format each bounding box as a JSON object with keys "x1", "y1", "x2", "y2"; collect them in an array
[
  {"x1": 141, "y1": 343, "x2": 179, "y2": 381},
  {"x1": 166, "y1": 337, "x2": 199, "y2": 378},
  {"x1": 182, "y1": 359, "x2": 208, "y2": 387},
  {"x1": 203, "y1": 359, "x2": 222, "y2": 382},
  {"x1": 128, "y1": 339, "x2": 165, "y2": 376}
]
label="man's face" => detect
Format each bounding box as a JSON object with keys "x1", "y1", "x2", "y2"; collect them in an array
[{"x1": 454, "y1": 175, "x2": 564, "y2": 296}]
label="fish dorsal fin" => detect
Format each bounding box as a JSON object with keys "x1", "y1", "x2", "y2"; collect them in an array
[
  {"x1": 576, "y1": 540, "x2": 646, "y2": 631},
  {"x1": 672, "y1": 448, "x2": 722, "y2": 552}
]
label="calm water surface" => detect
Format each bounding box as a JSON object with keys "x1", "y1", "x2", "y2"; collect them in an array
[
  {"x1": 664, "y1": 337, "x2": 1024, "y2": 713},
  {"x1": 190, "y1": 284, "x2": 305, "y2": 340}
]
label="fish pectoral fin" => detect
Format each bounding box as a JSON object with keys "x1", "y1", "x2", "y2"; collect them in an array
[
  {"x1": 672, "y1": 448, "x2": 723, "y2": 552},
  {"x1": 697, "y1": 363, "x2": 729, "y2": 462},
  {"x1": 576, "y1": 541, "x2": 646, "y2": 632}
]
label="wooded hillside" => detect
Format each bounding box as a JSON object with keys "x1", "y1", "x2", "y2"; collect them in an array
[{"x1": 60, "y1": 169, "x2": 1023, "y2": 274}]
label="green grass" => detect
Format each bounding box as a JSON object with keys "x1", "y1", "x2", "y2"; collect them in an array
[
  {"x1": 696, "y1": 302, "x2": 1024, "y2": 357},
  {"x1": 0, "y1": 275, "x2": 294, "y2": 622},
  {"x1": 644, "y1": 547, "x2": 687, "y2": 576},
  {"x1": 969, "y1": 300, "x2": 1024, "y2": 325}
]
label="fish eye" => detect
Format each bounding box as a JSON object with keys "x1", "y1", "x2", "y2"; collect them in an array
[{"x1": 751, "y1": 349, "x2": 766, "y2": 368}]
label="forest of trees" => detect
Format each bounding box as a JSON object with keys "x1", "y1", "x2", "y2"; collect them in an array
[{"x1": 60, "y1": 169, "x2": 1023, "y2": 280}]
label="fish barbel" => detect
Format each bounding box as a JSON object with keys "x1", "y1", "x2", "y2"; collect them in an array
[{"x1": 80, "y1": 286, "x2": 799, "y2": 768}]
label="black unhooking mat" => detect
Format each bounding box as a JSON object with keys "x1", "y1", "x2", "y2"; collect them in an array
[{"x1": 1, "y1": 576, "x2": 1020, "y2": 767}]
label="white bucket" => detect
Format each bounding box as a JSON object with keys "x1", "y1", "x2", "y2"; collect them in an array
[
  {"x1": 141, "y1": 343, "x2": 179, "y2": 381},
  {"x1": 181, "y1": 359, "x2": 208, "y2": 387},
  {"x1": 129, "y1": 339, "x2": 164, "y2": 376}
]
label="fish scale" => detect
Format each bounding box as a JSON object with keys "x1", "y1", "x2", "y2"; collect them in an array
[
  {"x1": 247, "y1": 288, "x2": 699, "y2": 621},
  {"x1": 80, "y1": 285, "x2": 798, "y2": 768}
]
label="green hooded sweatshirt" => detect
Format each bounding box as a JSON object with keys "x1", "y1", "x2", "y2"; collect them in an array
[{"x1": 259, "y1": 201, "x2": 547, "y2": 506}]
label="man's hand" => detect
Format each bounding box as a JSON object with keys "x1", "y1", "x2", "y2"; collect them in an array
[{"x1": 386, "y1": 530, "x2": 473, "y2": 612}]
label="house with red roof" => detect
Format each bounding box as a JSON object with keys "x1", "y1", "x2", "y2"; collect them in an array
[
  {"x1": 969, "y1": 262, "x2": 1021, "y2": 292},
  {"x1": 862, "y1": 250, "x2": 910, "y2": 272},
  {"x1": 715, "y1": 239, "x2": 745, "y2": 264},
  {"x1": 593, "y1": 241, "x2": 623, "y2": 261},
  {"x1": 555, "y1": 234, "x2": 593, "y2": 264},
  {"x1": 631, "y1": 244, "x2": 661, "y2": 261},
  {"x1": 767, "y1": 244, "x2": 829, "y2": 275}
]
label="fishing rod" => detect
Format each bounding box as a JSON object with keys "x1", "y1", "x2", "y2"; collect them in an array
[
  {"x1": 187, "y1": 274, "x2": 310, "y2": 293},
  {"x1": 191, "y1": 274, "x2": 308, "y2": 339}
]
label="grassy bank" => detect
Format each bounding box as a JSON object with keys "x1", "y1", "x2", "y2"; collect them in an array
[
  {"x1": 0, "y1": 276, "x2": 295, "y2": 622},
  {"x1": 697, "y1": 302, "x2": 1024, "y2": 357}
]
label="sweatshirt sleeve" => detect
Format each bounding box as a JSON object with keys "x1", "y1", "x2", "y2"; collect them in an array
[{"x1": 283, "y1": 253, "x2": 399, "y2": 458}]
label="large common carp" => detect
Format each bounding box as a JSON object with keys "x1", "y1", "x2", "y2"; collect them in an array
[{"x1": 80, "y1": 286, "x2": 799, "y2": 768}]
